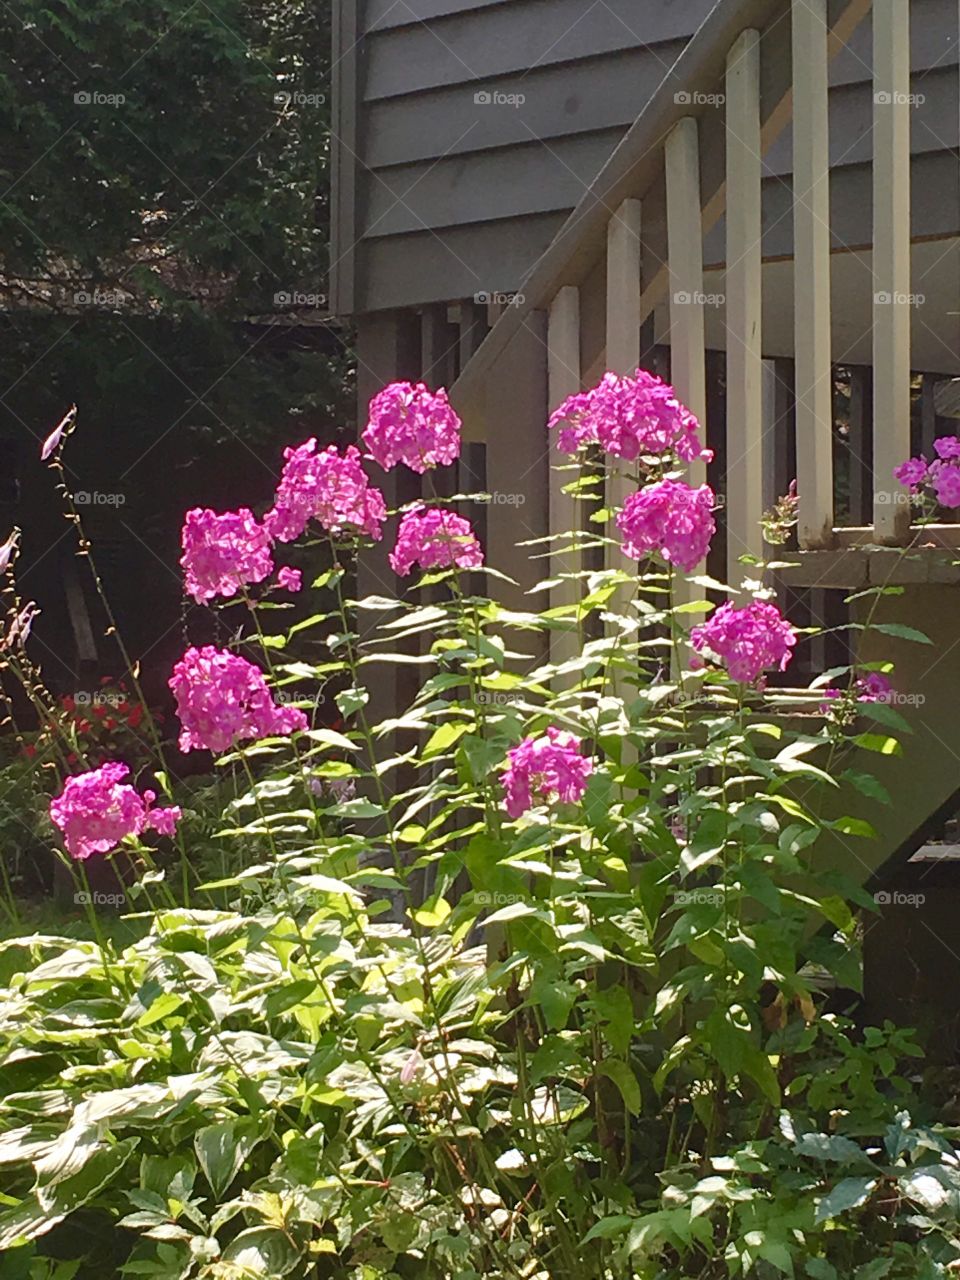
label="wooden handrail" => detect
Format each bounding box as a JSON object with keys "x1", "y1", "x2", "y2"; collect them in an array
[{"x1": 450, "y1": 0, "x2": 872, "y2": 425}]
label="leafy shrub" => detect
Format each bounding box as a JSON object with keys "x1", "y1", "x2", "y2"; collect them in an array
[{"x1": 0, "y1": 379, "x2": 955, "y2": 1278}]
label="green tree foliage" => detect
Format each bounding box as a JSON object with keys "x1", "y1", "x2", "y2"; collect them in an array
[{"x1": 0, "y1": 0, "x2": 349, "y2": 445}]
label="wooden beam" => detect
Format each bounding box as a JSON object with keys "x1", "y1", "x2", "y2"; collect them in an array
[
  {"x1": 849, "y1": 367, "x2": 874, "y2": 526},
  {"x1": 605, "y1": 199, "x2": 642, "y2": 572},
  {"x1": 484, "y1": 311, "x2": 550, "y2": 668},
  {"x1": 792, "y1": 0, "x2": 834, "y2": 549},
  {"x1": 450, "y1": 0, "x2": 872, "y2": 415},
  {"x1": 666, "y1": 118, "x2": 707, "y2": 491},
  {"x1": 548, "y1": 285, "x2": 582, "y2": 668},
  {"x1": 872, "y1": 0, "x2": 912, "y2": 544},
  {"x1": 725, "y1": 28, "x2": 764, "y2": 585}
]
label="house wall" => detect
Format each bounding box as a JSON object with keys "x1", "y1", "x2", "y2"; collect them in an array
[
  {"x1": 332, "y1": 0, "x2": 960, "y2": 323},
  {"x1": 330, "y1": 0, "x2": 718, "y2": 316}
]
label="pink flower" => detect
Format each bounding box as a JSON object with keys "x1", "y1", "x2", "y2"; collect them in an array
[
  {"x1": 617, "y1": 479, "x2": 715, "y2": 573},
  {"x1": 49, "y1": 762, "x2": 181, "y2": 861},
  {"x1": 691, "y1": 600, "x2": 797, "y2": 684},
  {"x1": 818, "y1": 687, "x2": 843, "y2": 715},
  {"x1": 40, "y1": 406, "x2": 76, "y2": 461},
  {"x1": 264, "y1": 441, "x2": 386, "y2": 543},
  {"x1": 933, "y1": 436, "x2": 960, "y2": 461},
  {"x1": 893, "y1": 457, "x2": 928, "y2": 489},
  {"x1": 549, "y1": 369, "x2": 711, "y2": 464},
  {"x1": 820, "y1": 671, "x2": 895, "y2": 714},
  {"x1": 932, "y1": 462, "x2": 960, "y2": 508},
  {"x1": 0, "y1": 529, "x2": 19, "y2": 575},
  {"x1": 389, "y1": 507, "x2": 483, "y2": 576},
  {"x1": 169, "y1": 645, "x2": 307, "y2": 754},
  {"x1": 181, "y1": 508, "x2": 274, "y2": 604},
  {"x1": 362, "y1": 382, "x2": 461, "y2": 474},
  {"x1": 277, "y1": 566, "x2": 302, "y2": 593},
  {"x1": 501, "y1": 727, "x2": 593, "y2": 819},
  {"x1": 856, "y1": 671, "x2": 893, "y2": 703}
]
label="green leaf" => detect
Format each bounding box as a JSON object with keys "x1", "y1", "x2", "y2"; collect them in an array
[
  {"x1": 195, "y1": 1118, "x2": 265, "y2": 1200},
  {"x1": 806, "y1": 1259, "x2": 840, "y2": 1280},
  {"x1": 222, "y1": 1227, "x2": 300, "y2": 1275},
  {"x1": 596, "y1": 1060, "x2": 642, "y2": 1116},
  {"x1": 841, "y1": 770, "x2": 891, "y2": 805},
  {"x1": 851, "y1": 733, "x2": 902, "y2": 756},
  {"x1": 422, "y1": 721, "x2": 471, "y2": 759},
  {"x1": 815, "y1": 1176, "x2": 877, "y2": 1222},
  {"x1": 335, "y1": 686, "x2": 369, "y2": 717},
  {"x1": 582, "y1": 1215, "x2": 635, "y2": 1243},
  {"x1": 870, "y1": 622, "x2": 932, "y2": 644},
  {"x1": 794, "y1": 1132, "x2": 874, "y2": 1164}
]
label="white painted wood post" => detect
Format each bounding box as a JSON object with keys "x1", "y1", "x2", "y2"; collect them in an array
[
  {"x1": 666, "y1": 118, "x2": 708, "y2": 487},
  {"x1": 548, "y1": 285, "x2": 583, "y2": 669},
  {"x1": 792, "y1": 0, "x2": 835, "y2": 550},
  {"x1": 725, "y1": 28, "x2": 764, "y2": 586},
  {"x1": 605, "y1": 199, "x2": 643, "y2": 573},
  {"x1": 666, "y1": 118, "x2": 708, "y2": 621},
  {"x1": 872, "y1": 1, "x2": 912, "y2": 545}
]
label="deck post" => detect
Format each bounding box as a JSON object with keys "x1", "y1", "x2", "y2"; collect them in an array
[
  {"x1": 605, "y1": 199, "x2": 643, "y2": 571},
  {"x1": 666, "y1": 118, "x2": 708, "y2": 622},
  {"x1": 725, "y1": 29, "x2": 764, "y2": 585},
  {"x1": 792, "y1": 0, "x2": 835, "y2": 550},
  {"x1": 872, "y1": 0, "x2": 912, "y2": 545},
  {"x1": 484, "y1": 311, "x2": 551, "y2": 668},
  {"x1": 548, "y1": 285, "x2": 583, "y2": 669}
]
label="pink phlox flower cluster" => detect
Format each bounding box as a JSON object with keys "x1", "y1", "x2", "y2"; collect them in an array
[
  {"x1": 389, "y1": 506, "x2": 483, "y2": 577},
  {"x1": 276, "y1": 566, "x2": 302, "y2": 593},
  {"x1": 181, "y1": 508, "x2": 274, "y2": 604},
  {"x1": 894, "y1": 437, "x2": 960, "y2": 508},
  {"x1": 549, "y1": 369, "x2": 712, "y2": 464},
  {"x1": 819, "y1": 671, "x2": 894, "y2": 714},
  {"x1": 616, "y1": 479, "x2": 716, "y2": 572},
  {"x1": 49, "y1": 762, "x2": 181, "y2": 861},
  {"x1": 169, "y1": 645, "x2": 307, "y2": 754},
  {"x1": 264, "y1": 441, "x2": 387, "y2": 543},
  {"x1": 856, "y1": 671, "x2": 894, "y2": 703},
  {"x1": 691, "y1": 600, "x2": 797, "y2": 684},
  {"x1": 501, "y1": 727, "x2": 594, "y2": 819},
  {"x1": 363, "y1": 381, "x2": 461, "y2": 474}
]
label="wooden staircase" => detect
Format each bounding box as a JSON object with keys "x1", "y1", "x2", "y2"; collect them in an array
[{"x1": 441, "y1": 0, "x2": 960, "y2": 902}]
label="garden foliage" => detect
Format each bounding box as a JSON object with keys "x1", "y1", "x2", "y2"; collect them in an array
[{"x1": 0, "y1": 376, "x2": 957, "y2": 1279}]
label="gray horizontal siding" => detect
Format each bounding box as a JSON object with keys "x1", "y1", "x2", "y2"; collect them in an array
[
  {"x1": 361, "y1": 41, "x2": 690, "y2": 167},
  {"x1": 336, "y1": 0, "x2": 716, "y2": 312},
  {"x1": 362, "y1": 0, "x2": 717, "y2": 100},
  {"x1": 334, "y1": 0, "x2": 960, "y2": 319},
  {"x1": 361, "y1": 129, "x2": 627, "y2": 237},
  {"x1": 364, "y1": 0, "x2": 511, "y2": 32},
  {"x1": 358, "y1": 212, "x2": 567, "y2": 311}
]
